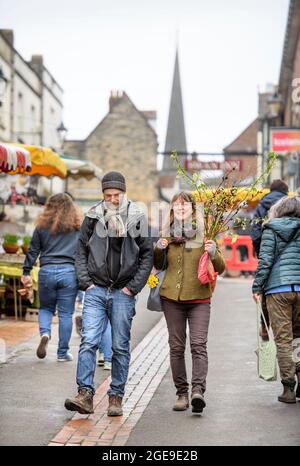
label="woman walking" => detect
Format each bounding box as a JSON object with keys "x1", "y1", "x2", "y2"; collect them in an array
[
  {"x1": 154, "y1": 192, "x2": 225, "y2": 413},
  {"x1": 253, "y1": 196, "x2": 300, "y2": 403},
  {"x1": 22, "y1": 193, "x2": 82, "y2": 361}
]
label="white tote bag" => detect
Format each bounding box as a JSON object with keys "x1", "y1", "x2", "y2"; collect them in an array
[{"x1": 255, "y1": 301, "x2": 277, "y2": 382}]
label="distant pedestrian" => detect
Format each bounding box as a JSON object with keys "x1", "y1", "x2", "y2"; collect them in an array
[
  {"x1": 251, "y1": 180, "x2": 289, "y2": 255},
  {"x1": 253, "y1": 196, "x2": 300, "y2": 403},
  {"x1": 154, "y1": 191, "x2": 225, "y2": 414},
  {"x1": 21, "y1": 193, "x2": 82, "y2": 362},
  {"x1": 97, "y1": 320, "x2": 113, "y2": 371},
  {"x1": 74, "y1": 301, "x2": 113, "y2": 371}
]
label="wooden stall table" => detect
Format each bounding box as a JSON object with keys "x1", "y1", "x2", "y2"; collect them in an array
[{"x1": 0, "y1": 253, "x2": 38, "y2": 320}]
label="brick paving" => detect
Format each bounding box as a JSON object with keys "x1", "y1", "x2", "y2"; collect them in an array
[
  {"x1": 0, "y1": 319, "x2": 39, "y2": 347},
  {"x1": 49, "y1": 316, "x2": 170, "y2": 446}
]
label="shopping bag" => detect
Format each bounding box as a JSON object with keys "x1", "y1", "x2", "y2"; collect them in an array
[
  {"x1": 147, "y1": 269, "x2": 166, "y2": 312},
  {"x1": 256, "y1": 301, "x2": 277, "y2": 382},
  {"x1": 197, "y1": 251, "x2": 218, "y2": 292}
]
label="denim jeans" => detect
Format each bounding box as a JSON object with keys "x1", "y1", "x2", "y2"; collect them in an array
[
  {"x1": 38, "y1": 265, "x2": 78, "y2": 358},
  {"x1": 76, "y1": 286, "x2": 136, "y2": 396},
  {"x1": 99, "y1": 319, "x2": 112, "y2": 363}
]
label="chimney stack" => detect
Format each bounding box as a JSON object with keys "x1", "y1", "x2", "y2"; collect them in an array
[
  {"x1": 30, "y1": 55, "x2": 44, "y2": 77},
  {"x1": 109, "y1": 90, "x2": 123, "y2": 111}
]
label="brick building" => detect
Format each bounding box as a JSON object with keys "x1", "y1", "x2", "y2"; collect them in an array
[
  {"x1": 223, "y1": 119, "x2": 258, "y2": 185},
  {"x1": 268, "y1": 0, "x2": 300, "y2": 188}
]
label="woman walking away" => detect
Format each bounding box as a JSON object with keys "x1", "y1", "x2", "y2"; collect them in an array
[
  {"x1": 22, "y1": 193, "x2": 81, "y2": 362},
  {"x1": 154, "y1": 191, "x2": 225, "y2": 414},
  {"x1": 253, "y1": 196, "x2": 300, "y2": 403}
]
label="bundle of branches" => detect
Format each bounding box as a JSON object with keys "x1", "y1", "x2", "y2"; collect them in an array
[{"x1": 170, "y1": 151, "x2": 278, "y2": 240}]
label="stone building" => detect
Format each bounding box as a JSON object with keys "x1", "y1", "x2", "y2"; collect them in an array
[
  {"x1": 64, "y1": 91, "x2": 158, "y2": 205},
  {"x1": 0, "y1": 29, "x2": 64, "y2": 148}
]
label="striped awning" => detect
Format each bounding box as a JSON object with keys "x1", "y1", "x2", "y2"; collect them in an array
[{"x1": 0, "y1": 143, "x2": 31, "y2": 174}]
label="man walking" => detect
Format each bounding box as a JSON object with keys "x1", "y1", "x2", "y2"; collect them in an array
[
  {"x1": 65, "y1": 172, "x2": 153, "y2": 416},
  {"x1": 251, "y1": 179, "x2": 288, "y2": 256}
]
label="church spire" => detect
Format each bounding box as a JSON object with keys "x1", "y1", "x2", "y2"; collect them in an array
[{"x1": 163, "y1": 47, "x2": 187, "y2": 172}]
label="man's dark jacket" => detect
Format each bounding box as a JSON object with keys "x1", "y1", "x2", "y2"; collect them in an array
[
  {"x1": 250, "y1": 190, "x2": 288, "y2": 248},
  {"x1": 75, "y1": 200, "x2": 153, "y2": 294}
]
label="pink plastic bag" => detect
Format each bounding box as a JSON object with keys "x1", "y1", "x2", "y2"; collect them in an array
[{"x1": 197, "y1": 251, "x2": 218, "y2": 292}]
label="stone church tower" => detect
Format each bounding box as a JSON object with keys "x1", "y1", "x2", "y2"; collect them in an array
[{"x1": 64, "y1": 91, "x2": 158, "y2": 205}]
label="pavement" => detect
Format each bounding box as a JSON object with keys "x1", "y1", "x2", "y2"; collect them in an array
[
  {"x1": 0, "y1": 288, "x2": 161, "y2": 446},
  {"x1": 127, "y1": 278, "x2": 300, "y2": 446},
  {"x1": 0, "y1": 279, "x2": 300, "y2": 446}
]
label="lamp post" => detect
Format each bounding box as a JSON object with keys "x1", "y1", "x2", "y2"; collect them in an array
[
  {"x1": 55, "y1": 121, "x2": 68, "y2": 195},
  {"x1": 260, "y1": 89, "x2": 283, "y2": 185},
  {"x1": 56, "y1": 121, "x2": 68, "y2": 151},
  {"x1": 267, "y1": 91, "x2": 283, "y2": 119}
]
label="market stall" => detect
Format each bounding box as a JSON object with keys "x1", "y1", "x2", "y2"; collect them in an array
[
  {"x1": 0, "y1": 142, "x2": 66, "y2": 319},
  {"x1": 0, "y1": 253, "x2": 38, "y2": 320}
]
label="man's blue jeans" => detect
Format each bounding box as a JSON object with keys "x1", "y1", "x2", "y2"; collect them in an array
[
  {"x1": 76, "y1": 286, "x2": 136, "y2": 397},
  {"x1": 38, "y1": 265, "x2": 78, "y2": 358}
]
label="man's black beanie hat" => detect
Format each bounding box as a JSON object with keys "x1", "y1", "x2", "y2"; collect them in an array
[{"x1": 102, "y1": 171, "x2": 126, "y2": 192}]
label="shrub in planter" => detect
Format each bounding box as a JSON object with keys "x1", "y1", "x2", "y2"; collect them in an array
[
  {"x1": 22, "y1": 235, "x2": 31, "y2": 254},
  {"x1": 3, "y1": 234, "x2": 20, "y2": 254}
]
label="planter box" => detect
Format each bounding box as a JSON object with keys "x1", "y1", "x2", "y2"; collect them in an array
[{"x1": 25, "y1": 308, "x2": 58, "y2": 324}]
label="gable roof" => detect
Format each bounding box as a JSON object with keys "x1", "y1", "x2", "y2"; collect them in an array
[
  {"x1": 223, "y1": 119, "x2": 258, "y2": 154},
  {"x1": 85, "y1": 91, "x2": 157, "y2": 142}
]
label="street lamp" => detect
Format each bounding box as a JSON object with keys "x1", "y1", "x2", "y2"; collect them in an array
[
  {"x1": 260, "y1": 89, "x2": 284, "y2": 184},
  {"x1": 56, "y1": 121, "x2": 68, "y2": 149},
  {"x1": 0, "y1": 67, "x2": 8, "y2": 105},
  {"x1": 267, "y1": 91, "x2": 283, "y2": 119}
]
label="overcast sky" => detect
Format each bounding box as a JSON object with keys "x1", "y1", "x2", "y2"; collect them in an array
[{"x1": 0, "y1": 0, "x2": 290, "y2": 153}]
